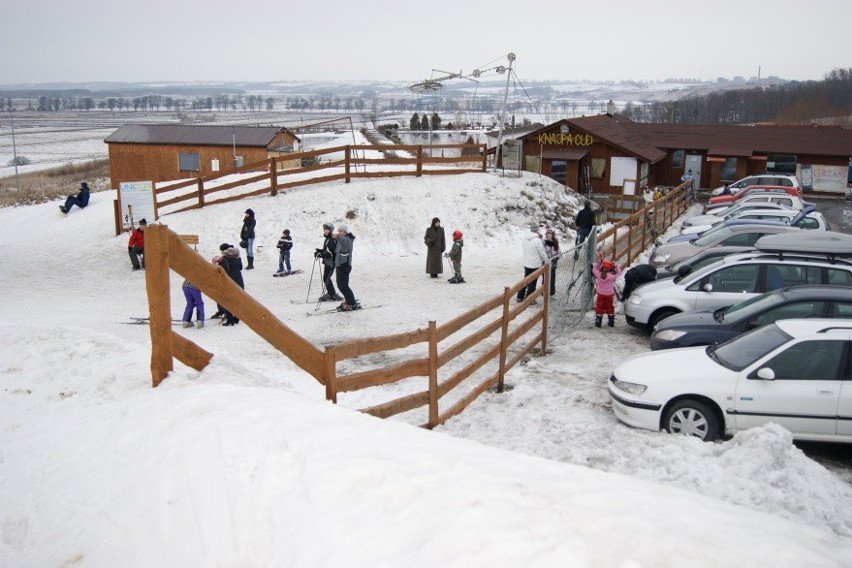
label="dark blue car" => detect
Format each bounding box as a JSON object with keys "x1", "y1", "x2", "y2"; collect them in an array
[{"x1": 650, "y1": 285, "x2": 852, "y2": 350}]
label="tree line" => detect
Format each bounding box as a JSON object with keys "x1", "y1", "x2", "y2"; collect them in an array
[{"x1": 621, "y1": 68, "x2": 852, "y2": 125}]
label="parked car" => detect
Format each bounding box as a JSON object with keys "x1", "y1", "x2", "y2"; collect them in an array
[
  {"x1": 609, "y1": 319, "x2": 852, "y2": 442},
  {"x1": 650, "y1": 285, "x2": 852, "y2": 350},
  {"x1": 702, "y1": 193, "x2": 807, "y2": 215},
  {"x1": 655, "y1": 245, "x2": 756, "y2": 280},
  {"x1": 665, "y1": 206, "x2": 822, "y2": 244},
  {"x1": 709, "y1": 174, "x2": 800, "y2": 197},
  {"x1": 627, "y1": 248, "x2": 852, "y2": 330},
  {"x1": 707, "y1": 185, "x2": 802, "y2": 206},
  {"x1": 651, "y1": 221, "x2": 802, "y2": 265},
  {"x1": 680, "y1": 203, "x2": 797, "y2": 235}
]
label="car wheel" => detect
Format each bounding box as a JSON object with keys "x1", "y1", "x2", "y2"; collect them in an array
[
  {"x1": 663, "y1": 399, "x2": 720, "y2": 441},
  {"x1": 649, "y1": 308, "x2": 679, "y2": 329}
]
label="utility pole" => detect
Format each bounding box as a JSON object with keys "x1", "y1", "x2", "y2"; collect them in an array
[
  {"x1": 492, "y1": 52, "x2": 516, "y2": 173},
  {"x1": 9, "y1": 108, "x2": 21, "y2": 191}
]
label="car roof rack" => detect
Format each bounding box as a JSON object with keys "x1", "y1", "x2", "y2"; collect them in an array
[
  {"x1": 817, "y1": 326, "x2": 852, "y2": 334},
  {"x1": 754, "y1": 232, "x2": 852, "y2": 259}
]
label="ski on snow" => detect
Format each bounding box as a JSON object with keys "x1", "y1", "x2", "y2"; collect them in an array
[
  {"x1": 273, "y1": 269, "x2": 304, "y2": 277},
  {"x1": 306, "y1": 304, "x2": 383, "y2": 316},
  {"x1": 121, "y1": 317, "x2": 183, "y2": 325}
]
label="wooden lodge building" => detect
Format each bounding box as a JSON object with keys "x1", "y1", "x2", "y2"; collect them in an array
[
  {"x1": 104, "y1": 124, "x2": 301, "y2": 188},
  {"x1": 513, "y1": 115, "x2": 852, "y2": 196}
]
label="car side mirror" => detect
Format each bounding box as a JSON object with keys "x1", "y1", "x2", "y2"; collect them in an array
[
  {"x1": 677, "y1": 265, "x2": 692, "y2": 278},
  {"x1": 756, "y1": 367, "x2": 776, "y2": 380},
  {"x1": 702, "y1": 282, "x2": 713, "y2": 292}
]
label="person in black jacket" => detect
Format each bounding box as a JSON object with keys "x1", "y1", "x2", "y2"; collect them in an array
[
  {"x1": 315, "y1": 222, "x2": 342, "y2": 301},
  {"x1": 216, "y1": 243, "x2": 244, "y2": 326},
  {"x1": 241, "y1": 209, "x2": 256, "y2": 270},
  {"x1": 59, "y1": 182, "x2": 91, "y2": 214},
  {"x1": 574, "y1": 200, "x2": 596, "y2": 246},
  {"x1": 334, "y1": 224, "x2": 358, "y2": 311},
  {"x1": 620, "y1": 264, "x2": 657, "y2": 301}
]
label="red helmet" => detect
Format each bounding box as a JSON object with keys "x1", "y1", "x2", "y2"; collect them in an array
[
  {"x1": 453, "y1": 230, "x2": 463, "y2": 240},
  {"x1": 601, "y1": 260, "x2": 615, "y2": 271}
]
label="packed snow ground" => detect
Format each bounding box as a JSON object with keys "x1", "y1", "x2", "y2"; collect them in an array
[{"x1": 2, "y1": 171, "x2": 852, "y2": 566}]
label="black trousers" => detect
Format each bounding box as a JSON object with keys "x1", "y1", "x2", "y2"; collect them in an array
[
  {"x1": 517, "y1": 266, "x2": 538, "y2": 301},
  {"x1": 128, "y1": 246, "x2": 144, "y2": 269},
  {"x1": 335, "y1": 263, "x2": 356, "y2": 305},
  {"x1": 322, "y1": 264, "x2": 337, "y2": 296}
]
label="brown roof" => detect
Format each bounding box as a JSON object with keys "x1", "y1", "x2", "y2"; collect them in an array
[
  {"x1": 522, "y1": 118, "x2": 667, "y2": 163},
  {"x1": 566, "y1": 115, "x2": 852, "y2": 160},
  {"x1": 104, "y1": 124, "x2": 299, "y2": 147}
]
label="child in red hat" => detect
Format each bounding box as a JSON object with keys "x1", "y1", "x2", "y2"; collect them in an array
[
  {"x1": 447, "y1": 230, "x2": 465, "y2": 283},
  {"x1": 592, "y1": 252, "x2": 621, "y2": 327}
]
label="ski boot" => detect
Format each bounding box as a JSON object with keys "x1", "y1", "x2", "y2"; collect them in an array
[
  {"x1": 608, "y1": 315, "x2": 615, "y2": 328},
  {"x1": 594, "y1": 315, "x2": 603, "y2": 328}
]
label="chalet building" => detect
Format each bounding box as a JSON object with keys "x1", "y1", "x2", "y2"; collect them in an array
[
  {"x1": 516, "y1": 115, "x2": 852, "y2": 196},
  {"x1": 104, "y1": 124, "x2": 300, "y2": 188}
]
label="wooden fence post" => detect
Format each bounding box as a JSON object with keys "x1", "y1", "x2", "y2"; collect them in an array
[
  {"x1": 270, "y1": 158, "x2": 278, "y2": 196},
  {"x1": 541, "y1": 267, "x2": 549, "y2": 355},
  {"x1": 481, "y1": 145, "x2": 488, "y2": 172},
  {"x1": 196, "y1": 178, "x2": 205, "y2": 209},
  {"x1": 416, "y1": 146, "x2": 423, "y2": 177},
  {"x1": 345, "y1": 146, "x2": 351, "y2": 183},
  {"x1": 324, "y1": 346, "x2": 338, "y2": 403},
  {"x1": 498, "y1": 287, "x2": 511, "y2": 393},
  {"x1": 145, "y1": 224, "x2": 173, "y2": 387},
  {"x1": 427, "y1": 320, "x2": 438, "y2": 428}
]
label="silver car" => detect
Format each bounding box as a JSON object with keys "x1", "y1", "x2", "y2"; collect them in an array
[{"x1": 649, "y1": 222, "x2": 803, "y2": 268}]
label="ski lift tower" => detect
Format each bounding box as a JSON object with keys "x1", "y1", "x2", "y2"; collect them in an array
[{"x1": 492, "y1": 52, "x2": 515, "y2": 173}]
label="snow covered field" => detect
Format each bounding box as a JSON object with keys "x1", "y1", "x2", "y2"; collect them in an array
[{"x1": 2, "y1": 170, "x2": 852, "y2": 566}]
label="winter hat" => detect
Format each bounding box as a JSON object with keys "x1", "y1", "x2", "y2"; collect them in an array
[
  {"x1": 139, "y1": 218, "x2": 147, "y2": 226},
  {"x1": 322, "y1": 222, "x2": 334, "y2": 231},
  {"x1": 219, "y1": 243, "x2": 231, "y2": 251},
  {"x1": 80, "y1": 182, "x2": 89, "y2": 189},
  {"x1": 545, "y1": 227, "x2": 555, "y2": 235},
  {"x1": 432, "y1": 217, "x2": 441, "y2": 226},
  {"x1": 452, "y1": 230, "x2": 463, "y2": 240},
  {"x1": 245, "y1": 208, "x2": 254, "y2": 216},
  {"x1": 283, "y1": 229, "x2": 290, "y2": 235},
  {"x1": 601, "y1": 260, "x2": 615, "y2": 271},
  {"x1": 584, "y1": 200, "x2": 591, "y2": 208},
  {"x1": 337, "y1": 223, "x2": 349, "y2": 233}
]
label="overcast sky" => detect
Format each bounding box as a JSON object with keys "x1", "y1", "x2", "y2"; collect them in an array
[{"x1": 3, "y1": 0, "x2": 850, "y2": 85}]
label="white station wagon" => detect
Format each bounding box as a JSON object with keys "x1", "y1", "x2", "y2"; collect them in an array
[{"x1": 609, "y1": 319, "x2": 852, "y2": 442}]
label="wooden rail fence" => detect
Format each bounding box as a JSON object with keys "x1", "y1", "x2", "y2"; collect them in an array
[
  {"x1": 145, "y1": 224, "x2": 550, "y2": 429},
  {"x1": 148, "y1": 143, "x2": 488, "y2": 221}
]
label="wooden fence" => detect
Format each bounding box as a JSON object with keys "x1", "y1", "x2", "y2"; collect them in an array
[
  {"x1": 144, "y1": 224, "x2": 550, "y2": 429},
  {"x1": 150, "y1": 143, "x2": 488, "y2": 220},
  {"x1": 596, "y1": 181, "x2": 693, "y2": 267}
]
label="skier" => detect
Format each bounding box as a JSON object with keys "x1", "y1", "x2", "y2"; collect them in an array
[
  {"x1": 59, "y1": 182, "x2": 90, "y2": 214},
  {"x1": 334, "y1": 224, "x2": 359, "y2": 311},
  {"x1": 447, "y1": 230, "x2": 465, "y2": 283},
  {"x1": 424, "y1": 217, "x2": 446, "y2": 278},
  {"x1": 274, "y1": 229, "x2": 293, "y2": 276},
  {"x1": 315, "y1": 222, "x2": 342, "y2": 301},
  {"x1": 592, "y1": 253, "x2": 621, "y2": 328},
  {"x1": 574, "y1": 200, "x2": 596, "y2": 246},
  {"x1": 181, "y1": 279, "x2": 205, "y2": 328},
  {"x1": 216, "y1": 243, "x2": 245, "y2": 326},
  {"x1": 127, "y1": 218, "x2": 146, "y2": 270}
]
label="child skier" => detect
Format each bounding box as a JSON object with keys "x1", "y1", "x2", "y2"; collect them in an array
[
  {"x1": 181, "y1": 279, "x2": 205, "y2": 328},
  {"x1": 592, "y1": 253, "x2": 621, "y2": 328},
  {"x1": 447, "y1": 230, "x2": 465, "y2": 283},
  {"x1": 274, "y1": 229, "x2": 293, "y2": 276}
]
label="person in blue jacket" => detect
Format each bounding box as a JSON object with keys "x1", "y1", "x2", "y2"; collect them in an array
[{"x1": 59, "y1": 182, "x2": 90, "y2": 214}]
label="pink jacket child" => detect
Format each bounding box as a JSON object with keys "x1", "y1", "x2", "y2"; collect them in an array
[{"x1": 592, "y1": 257, "x2": 621, "y2": 328}]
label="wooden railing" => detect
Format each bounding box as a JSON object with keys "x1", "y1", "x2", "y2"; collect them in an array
[
  {"x1": 144, "y1": 224, "x2": 549, "y2": 429},
  {"x1": 596, "y1": 182, "x2": 692, "y2": 267},
  {"x1": 151, "y1": 143, "x2": 488, "y2": 219}
]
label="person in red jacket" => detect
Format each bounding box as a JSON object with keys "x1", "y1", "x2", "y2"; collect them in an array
[{"x1": 128, "y1": 219, "x2": 146, "y2": 270}]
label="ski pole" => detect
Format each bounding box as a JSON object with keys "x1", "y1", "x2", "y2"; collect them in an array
[{"x1": 306, "y1": 256, "x2": 319, "y2": 303}]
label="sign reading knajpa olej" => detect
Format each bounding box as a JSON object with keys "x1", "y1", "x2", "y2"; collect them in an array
[{"x1": 537, "y1": 132, "x2": 595, "y2": 147}]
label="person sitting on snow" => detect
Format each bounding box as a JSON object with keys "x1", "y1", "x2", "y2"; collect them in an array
[{"x1": 59, "y1": 182, "x2": 91, "y2": 214}]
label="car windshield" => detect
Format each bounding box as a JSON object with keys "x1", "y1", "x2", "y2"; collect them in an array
[
  {"x1": 708, "y1": 324, "x2": 792, "y2": 371},
  {"x1": 719, "y1": 289, "x2": 786, "y2": 323},
  {"x1": 694, "y1": 226, "x2": 733, "y2": 246}
]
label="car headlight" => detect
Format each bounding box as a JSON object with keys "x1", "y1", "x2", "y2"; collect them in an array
[
  {"x1": 628, "y1": 295, "x2": 643, "y2": 305},
  {"x1": 682, "y1": 222, "x2": 692, "y2": 227},
  {"x1": 653, "y1": 329, "x2": 687, "y2": 341},
  {"x1": 651, "y1": 252, "x2": 671, "y2": 264},
  {"x1": 610, "y1": 376, "x2": 647, "y2": 396}
]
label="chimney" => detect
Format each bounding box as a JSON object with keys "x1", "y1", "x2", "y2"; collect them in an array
[{"x1": 606, "y1": 100, "x2": 616, "y2": 116}]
